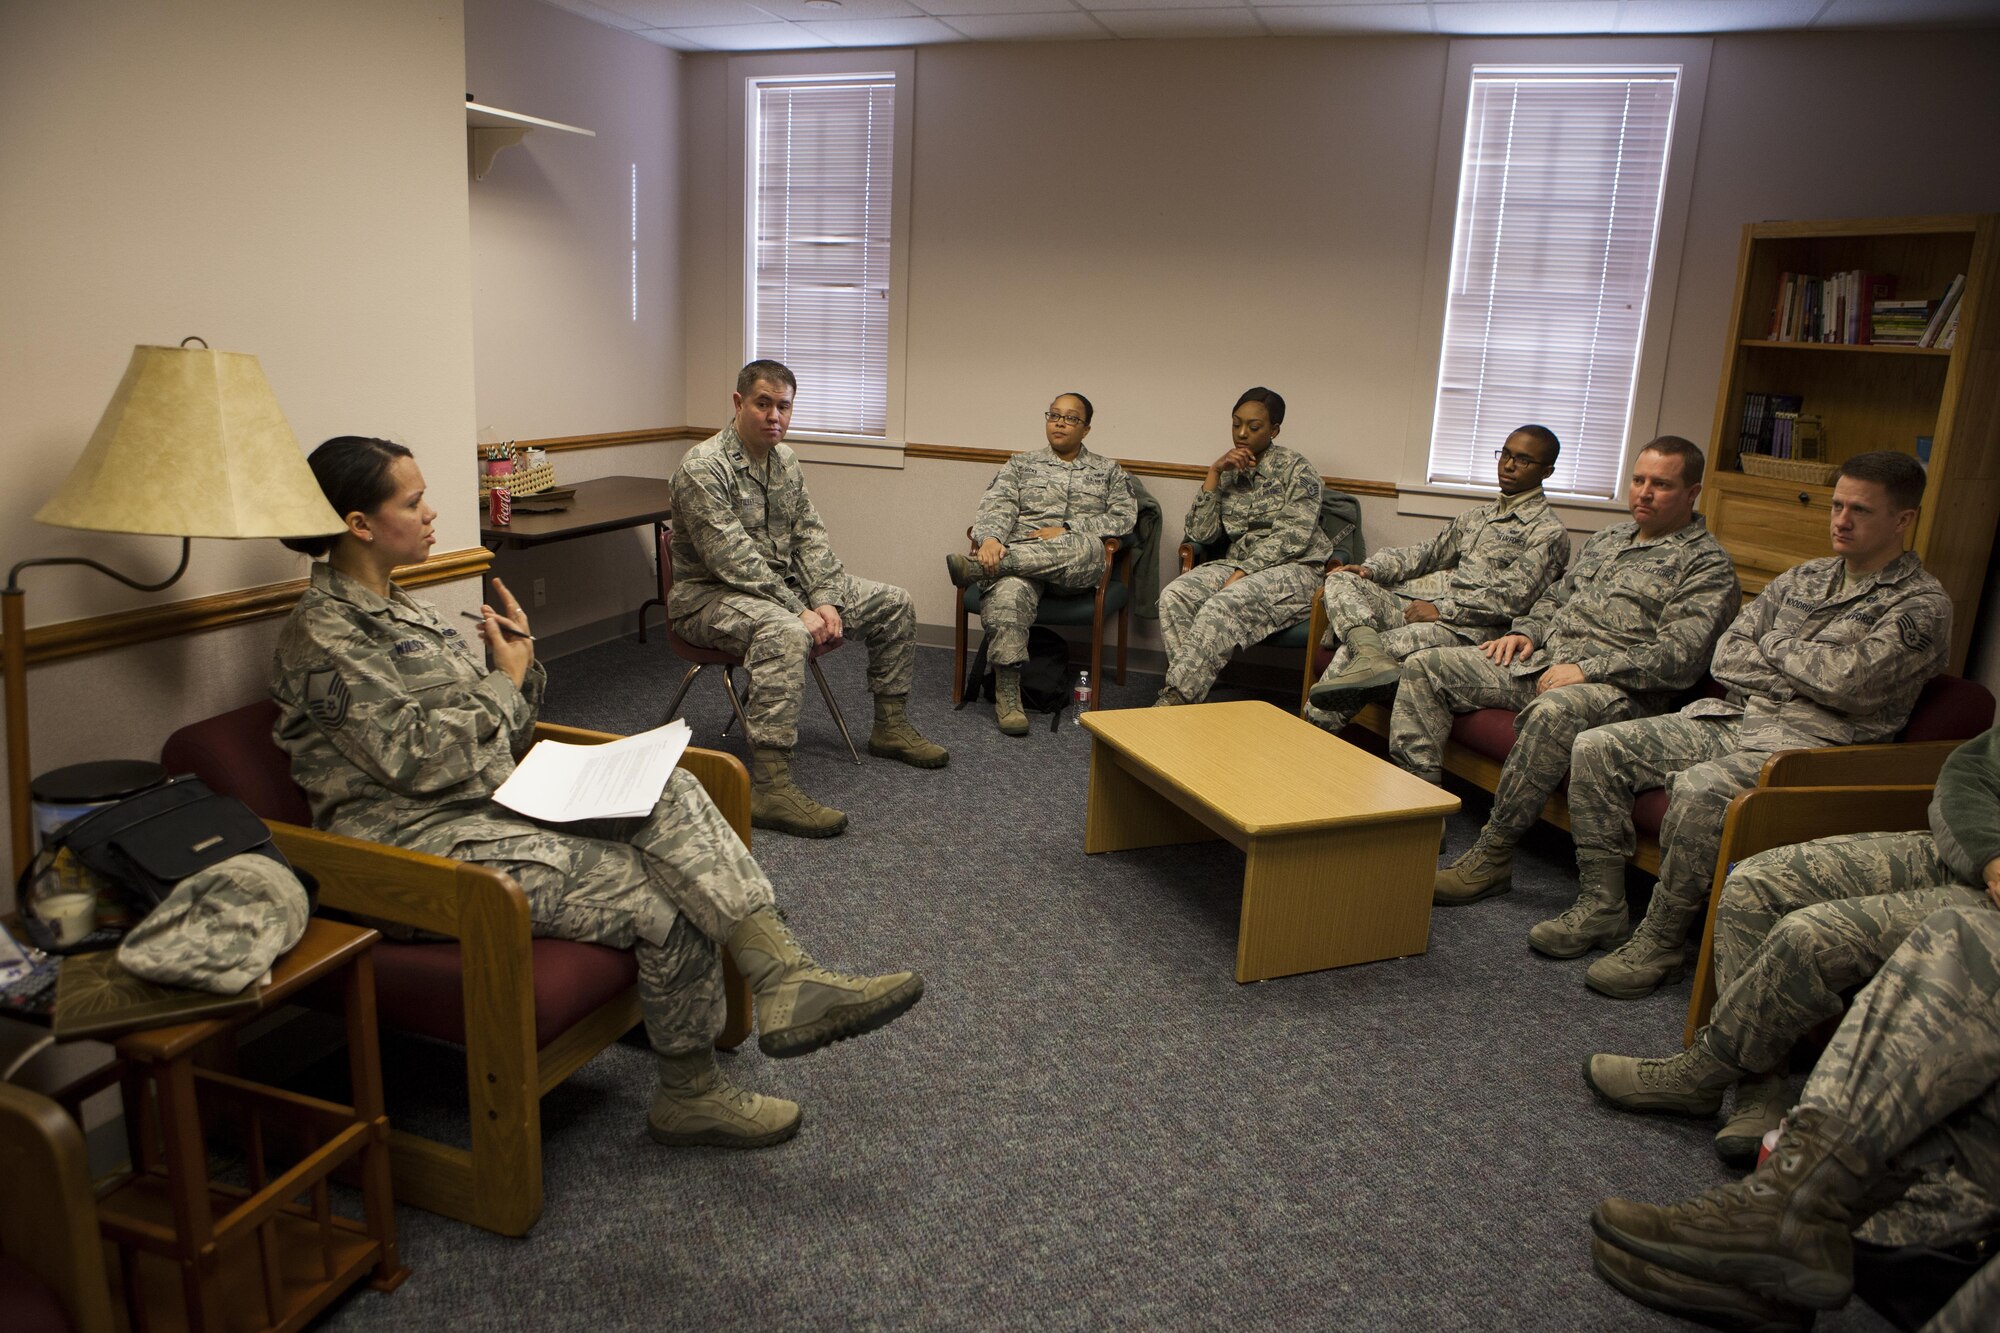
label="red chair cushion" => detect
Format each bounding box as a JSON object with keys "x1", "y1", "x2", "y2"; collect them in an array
[
  {"x1": 161, "y1": 698, "x2": 311, "y2": 826},
  {"x1": 373, "y1": 939, "x2": 638, "y2": 1051},
  {"x1": 1449, "y1": 708, "x2": 1519, "y2": 761},
  {"x1": 1632, "y1": 788, "x2": 1670, "y2": 839},
  {"x1": 1897, "y1": 675, "x2": 1996, "y2": 744}
]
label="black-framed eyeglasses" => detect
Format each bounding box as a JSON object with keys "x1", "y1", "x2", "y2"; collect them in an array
[
  {"x1": 1493, "y1": 448, "x2": 1546, "y2": 467},
  {"x1": 1045, "y1": 412, "x2": 1086, "y2": 427}
]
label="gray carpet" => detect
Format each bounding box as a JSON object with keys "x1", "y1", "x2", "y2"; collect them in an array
[{"x1": 317, "y1": 637, "x2": 1894, "y2": 1331}]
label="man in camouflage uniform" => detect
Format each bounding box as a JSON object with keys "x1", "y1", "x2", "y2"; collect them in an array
[
  {"x1": 1393, "y1": 438, "x2": 1738, "y2": 913},
  {"x1": 1155, "y1": 387, "x2": 1331, "y2": 705},
  {"x1": 1575, "y1": 451, "x2": 1950, "y2": 999},
  {"x1": 1586, "y1": 723, "x2": 2000, "y2": 1172},
  {"x1": 1304, "y1": 424, "x2": 1569, "y2": 733},
  {"x1": 944, "y1": 392, "x2": 1136, "y2": 735},
  {"x1": 1590, "y1": 903, "x2": 2000, "y2": 1332},
  {"x1": 671, "y1": 360, "x2": 947, "y2": 838},
  {"x1": 275, "y1": 553, "x2": 924, "y2": 1151}
]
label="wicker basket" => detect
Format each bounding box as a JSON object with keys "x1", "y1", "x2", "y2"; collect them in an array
[
  {"x1": 1739, "y1": 454, "x2": 1838, "y2": 485},
  {"x1": 479, "y1": 460, "x2": 556, "y2": 498}
]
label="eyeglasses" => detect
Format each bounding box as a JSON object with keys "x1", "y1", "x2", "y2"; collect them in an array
[
  {"x1": 1493, "y1": 448, "x2": 1547, "y2": 467},
  {"x1": 1045, "y1": 412, "x2": 1086, "y2": 427}
]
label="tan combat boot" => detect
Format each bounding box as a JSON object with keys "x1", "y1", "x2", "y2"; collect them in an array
[
  {"x1": 1583, "y1": 1037, "x2": 1742, "y2": 1117},
  {"x1": 1586, "y1": 910, "x2": 1692, "y2": 999},
  {"x1": 868, "y1": 694, "x2": 949, "y2": 768},
  {"x1": 1592, "y1": 1107, "x2": 1875, "y2": 1311},
  {"x1": 1590, "y1": 1236, "x2": 1814, "y2": 1333},
  {"x1": 1153, "y1": 685, "x2": 1191, "y2": 707},
  {"x1": 944, "y1": 553, "x2": 986, "y2": 588},
  {"x1": 1307, "y1": 627, "x2": 1403, "y2": 713},
  {"x1": 1433, "y1": 844, "x2": 1514, "y2": 906},
  {"x1": 1716, "y1": 1073, "x2": 1792, "y2": 1167},
  {"x1": 750, "y1": 746, "x2": 848, "y2": 839},
  {"x1": 1527, "y1": 862, "x2": 1629, "y2": 959},
  {"x1": 993, "y1": 665, "x2": 1030, "y2": 737},
  {"x1": 726, "y1": 907, "x2": 925, "y2": 1059},
  {"x1": 648, "y1": 1050, "x2": 801, "y2": 1148}
]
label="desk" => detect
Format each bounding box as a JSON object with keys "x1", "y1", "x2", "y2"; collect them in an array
[
  {"x1": 480, "y1": 475, "x2": 674, "y2": 634},
  {"x1": 1080, "y1": 701, "x2": 1460, "y2": 982},
  {"x1": 59, "y1": 919, "x2": 408, "y2": 1332}
]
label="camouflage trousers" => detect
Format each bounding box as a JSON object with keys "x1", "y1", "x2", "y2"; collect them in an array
[
  {"x1": 1389, "y1": 646, "x2": 1643, "y2": 852},
  {"x1": 975, "y1": 532, "x2": 1107, "y2": 666},
  {"x1": 1302, "y1": 573, "x2": 1466, "y2": 733},
  {"x1": 1157, "y1": 560, "x2": 1320, "y2": 702},
  {"x1": 451, "y1": 767, "x2": 777, "y2": 1057},
  {"x1": 675, "y1": 575, "x2": 916, "y2": 749},
  {"x1": 1569, "y1": 714, "x2": 1765, "y2": 933},
  {"x1": 1794, "y1": 905, "x2": 2000, "y2": 1257},
  {"x1": 1702, "y1": 830, "x2": 1988, "y2": 1076}
]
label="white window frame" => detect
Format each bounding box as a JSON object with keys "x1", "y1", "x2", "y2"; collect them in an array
[
  {"x1": 727, "y1": 51, "x2": 914, "y2": 468},
  {"x1": 1400, "y1": 38, "x2": 1711, "y2": 527}
]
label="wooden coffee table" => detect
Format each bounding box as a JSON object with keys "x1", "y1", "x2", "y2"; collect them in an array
[{"x1": 1080, "y1": 700, "x2": 1459, "y2": 982}]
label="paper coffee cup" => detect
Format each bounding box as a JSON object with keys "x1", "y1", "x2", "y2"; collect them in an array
[{"x1": 38, "y1": 892, "x2": 98, "y2": 947}]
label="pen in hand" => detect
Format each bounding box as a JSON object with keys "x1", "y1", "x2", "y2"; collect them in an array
[{"x1": 462, "y1": 610, "x2": 535, "y2": 642}]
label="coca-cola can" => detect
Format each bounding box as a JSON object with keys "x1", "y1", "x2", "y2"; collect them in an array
[{"x1": 489, "y1": 484, "x2": 512, "y2": 526}]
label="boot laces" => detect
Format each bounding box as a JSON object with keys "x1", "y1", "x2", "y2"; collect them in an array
[{"x1": 1636, "y1": 1050, "x2": 1706, "y2": 1092}]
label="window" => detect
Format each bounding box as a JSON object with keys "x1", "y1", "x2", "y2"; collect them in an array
[
  {"x1": 747, "y1": 75, "x2": 895, "y2": 439},
  {"x1": 1426, "y1": 65, "x2": 1683, "y2": 503}
]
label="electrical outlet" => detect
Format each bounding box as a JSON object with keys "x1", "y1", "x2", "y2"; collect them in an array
[{"x1": 532, "y1": 578, "x2": 547, "y2": 608}]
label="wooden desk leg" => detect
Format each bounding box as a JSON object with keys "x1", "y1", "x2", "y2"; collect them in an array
[
  {"x1": 153, "y1": 1057, "x2": 217, "y2": 1332},
  {"x1": 1083, "y1": 743, "x2": 1216, "y2": 855},
  {"x1": 1235, "y1": 817, "x2": 1440, "y2": 983},
  {"x1": 342, "y1": 950, "x2": 409, "y2": 1290}
]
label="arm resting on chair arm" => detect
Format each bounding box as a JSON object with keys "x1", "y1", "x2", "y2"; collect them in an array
[
  {"x1": 1758, "y1": 740, "x2": 1963, "y2": 789},
  {"x1": 1683, "y1": 784, "x2": 1937, "y2": 1045},
  {"x1": 267, "y1": 822, "x2": 530, "y2": 945}
]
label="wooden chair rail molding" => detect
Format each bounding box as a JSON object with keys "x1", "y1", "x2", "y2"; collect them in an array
[
  {"x1": 0, "y1": 547, "x2": 491, "y2": 673},
  {"x1": 488, "y1": 427, "x2": 1398, "y2": 499}
]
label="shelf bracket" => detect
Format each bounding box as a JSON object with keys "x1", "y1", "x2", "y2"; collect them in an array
[{"x1": 469, "y1": 126, "x2": 531, "y2": 182}]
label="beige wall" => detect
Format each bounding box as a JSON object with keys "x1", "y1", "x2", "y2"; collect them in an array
[
  {"x1": 679, "y1": 29, "x2": 2000, "y2": 676},
  {"x1": 465, "y1": 0, "x2": 687, "y2": 641},
  {"x1": 0, "y1": 0, "x2": 476, "y2": 906}
]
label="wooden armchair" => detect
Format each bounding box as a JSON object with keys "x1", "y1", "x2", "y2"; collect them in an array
[
  {"x1": 1679, "y1": 738, "x2": 1964, "y2": 1047},
  {"x1": 0, "y1": 1083, "x2": 114, "y2": 1332},
  {"x1": 952, "y1": 529, "x2": 1133, "y2": 709},
  {"x1": 162, "y1": 701, "x2": 753, "y2": 1237}
]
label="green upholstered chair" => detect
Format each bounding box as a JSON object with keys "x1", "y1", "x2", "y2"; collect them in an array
[{"x1": 951, "y1": 533, "x2": 1134, "y2": 711}]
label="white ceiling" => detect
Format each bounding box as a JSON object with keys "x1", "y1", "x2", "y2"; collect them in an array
[{"x1": 538, "y1": 0, "x2": 2000, "y2": 51}]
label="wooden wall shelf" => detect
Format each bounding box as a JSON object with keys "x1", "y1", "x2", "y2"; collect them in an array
[{"x1": 465, "y1": 101, "x2": 594, "y2": 182}]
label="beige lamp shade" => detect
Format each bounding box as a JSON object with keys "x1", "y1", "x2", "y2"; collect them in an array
[{"x1": 34, "y1": 343, "x2": 344, "y2": 539}]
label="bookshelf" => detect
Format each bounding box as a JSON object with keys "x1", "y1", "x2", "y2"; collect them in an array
[{"x1": 1702, "y1": 214, "x2": 1999, "y2": 673}]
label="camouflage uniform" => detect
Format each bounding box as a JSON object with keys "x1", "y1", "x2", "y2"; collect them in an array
[
  {"x1": 968, "y1": 445, "x2": 1136, "y2": 665},
  {"x1": 1570, "y1": 552, "x2": 1952, "y2": 937},
  {"x1": 272, "y1": 562, "x2": 773, "y2": 1057},
  {"x1": 670, "y1": 426, "x2": 917, "y2": 750},
  {"x1": 1697, "y1": 726, "x2": 2000, "y2": 1083},
  {"x1": 1158, "y1": 443, "x2": 1333, "y2": 702},
  {"x1": 1304, "y1": 487, "x2": 1569, "y2": 731},
  {"x1": 1792, "y1": 905, "x2": 2000, "y2": 1264},
  {"x1": 1389, "y1": 517, "x2": 1738, "y2": 849}
]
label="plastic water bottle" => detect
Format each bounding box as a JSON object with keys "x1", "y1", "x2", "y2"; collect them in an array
[{"x1": 1071, "y1": 670, "x2": 1091, "y2": 721}]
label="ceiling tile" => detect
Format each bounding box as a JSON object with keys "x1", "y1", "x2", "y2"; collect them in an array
[
  {"x1": 752, "y1": 0, "x2": 927, "y2": 19},
  {"x1": 796, "y1": 14, "x2": 969, "y2": 41},
  {"x1": 1253, "y1": 0, "x2": 1425, "y2": 6},
  {"x1": 1083, "y1": 0, "x2": 1251, "y2": 9},
  {"x1": 913, "y1": 0, "x2": 1081, "y2": 13},
  {"x1": 1616, "y1": 0, "x2": 1827, "y2": 32},
  {"x1": 537, "y1": 0, "x2": 656, "y2": 29},
  {"x1": 1091, "y1": 5, "x2": 1267, "y2": 32},
  {"x1": 595, "y1": 0, "x2": 786, "y2": 25},
  {"x1": 941, "y1": 12, "x2": 1112, "y2": 38},
  {"x1": 658, "y1": 20, "x2": 834, "y2": 45},
  {"x1": 1431, "y1": 2, "x2": 1621, "y2": 35},
  {"x1": 633, "y1": 26, "x2": 720, "y2": 46},
  {"x1": 1256, "y1": 5, "x2": 1433, "y2": 32},
  {"x1": 1817, "y1": 0, "x2": 2000, "y2": 26}
]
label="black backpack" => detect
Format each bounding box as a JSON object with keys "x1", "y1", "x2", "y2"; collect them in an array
[{"x1": 958, "y1": 626, "x2": 1074, "y2": 731}]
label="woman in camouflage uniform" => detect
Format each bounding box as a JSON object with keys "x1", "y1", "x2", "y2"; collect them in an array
[{"x1": 271, "y1": 437, "x2": 923, "y2": 1150}]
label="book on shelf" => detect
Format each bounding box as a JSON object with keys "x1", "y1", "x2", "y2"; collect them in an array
[
  {"x1": 1919, "y1": 274, "x2": 1966, "y2": 347},
  {"x1": 1768, "y1": 271, "x2": 1895, "y2": 344},
  {"x1": 1737, "y1": 391, "x2": 1802, "y2": 459},
  {"x1": 1871, "y1": 297, "x2": 1933, "y2": 346},
  {"x1": 1937, "y1": 305, "x2": 1961, "y2": 350}
]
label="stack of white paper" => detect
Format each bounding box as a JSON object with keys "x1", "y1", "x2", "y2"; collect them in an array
[{"x1": 493, "y1": 720, "x2": 693, "y2": 823}]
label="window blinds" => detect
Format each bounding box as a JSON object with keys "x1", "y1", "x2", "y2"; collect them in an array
[
  {"x1": 1428, "y1": 66, "x2": 1680, "y2": 501},
  {"x1": 751, "y1": 77, "x2": 895, "y2": 439}
]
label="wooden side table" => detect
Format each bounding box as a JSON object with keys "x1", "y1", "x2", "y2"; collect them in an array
[{"x1": 78, "y1": 918, "x2": 408, "y2": 1331}]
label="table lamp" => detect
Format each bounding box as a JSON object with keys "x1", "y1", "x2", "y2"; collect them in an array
[{"x1": 4, "y1": 338, "x2": 344, "y2": 879}]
